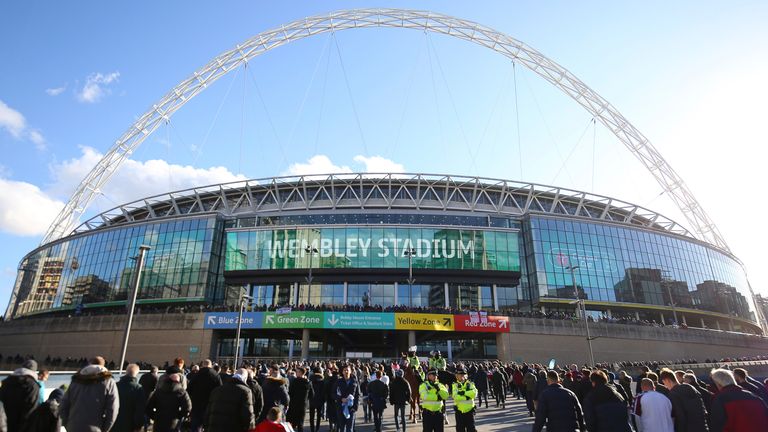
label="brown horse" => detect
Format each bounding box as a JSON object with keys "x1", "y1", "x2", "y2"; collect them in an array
[{"x1": 404, "y1": 365, "x2": 422, "y2": 423}]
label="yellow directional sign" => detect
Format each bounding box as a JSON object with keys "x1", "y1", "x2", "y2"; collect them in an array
[{"x1": 394, "y1": 313, "x2": 454, "y2": 331}]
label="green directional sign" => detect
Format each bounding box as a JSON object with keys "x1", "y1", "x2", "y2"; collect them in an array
[
  {"x1": 324, "y1": 312, "x2": 395, "y2": 330},
  {"x1": 263, "y1": 311, "x2": 323, "y2": 329}
]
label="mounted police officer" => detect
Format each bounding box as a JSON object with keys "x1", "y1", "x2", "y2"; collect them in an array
[
  {"x1": 419, "y1": 369, "x2": 449, "y2": 432},
  {"x1": 451, "y1": 367, "x2": 477, "y2": 432},
  {"x1": 407, "y1": 348, "x2": 420, "y2": 370}
]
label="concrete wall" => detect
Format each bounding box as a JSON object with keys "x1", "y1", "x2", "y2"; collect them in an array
[
  {"x1": 496, "y1": 318, "x2": 768, "y2": 364},
  {"x1": 0, "y1": 313, "x2": 213, "y2": 366},
  {"x1": 1, "y1": 313, "x2": 766, "y2": 366}
]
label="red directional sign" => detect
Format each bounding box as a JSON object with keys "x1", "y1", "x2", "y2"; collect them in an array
[{"x1": 453, "y1": 314, "x2": 510, "y2": 333}]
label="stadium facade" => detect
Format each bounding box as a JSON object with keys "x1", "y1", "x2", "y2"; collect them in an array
[{"x1": 3, "y1": 174, "x2": 763, "y2": 362}]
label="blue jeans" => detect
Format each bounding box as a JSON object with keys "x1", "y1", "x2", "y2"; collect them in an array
[{"x1": 337, "y1": 408, "x2": 356, "y2": 432}]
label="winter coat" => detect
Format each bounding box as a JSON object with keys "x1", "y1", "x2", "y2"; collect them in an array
[
  {"x1": 523, "y1": 371, "x2": 538, "y2": 393},
  {"x1": 710, "y1": 384, "x2": 768, "y2": 432},
  {"x1": 0, "y1": 368, "x2": 40, "y2": 431},
  {"x1": 668, "y1": 383, "x2": 709, "y2": 432},
  {"x1": 286, "y1": 376, "x2": 312, "y2": 426},
  {"x1": 535, "y1": 371, "x2": 548, "y2": 399},
  {"x1": 324, "y1": 375, "x2": 338, "y2": 422},
  {"x1": 367, "y1": 379, "x2": 389, "y2": 412},
  {"x1": 309, "y1": 373, "x2": 325, "y2": 408},
  {"x1": 145, "y1": 377, "x2": 191, "y2": 432},
  {"x1": 260, "y1": 376, "x2": 290, "y2": 420},
  {"x1": 138, "y1": 372, "x2": 158, "y2": 399},
  {"x1": 22, "y1": 391, "x2": 63, "y2": 432},
  {"x1": 513, "y1": 370, "x2": 524, "y2": 387},
  {"x1": 112, "y1": 375, "x2": 146, "y2": 432},
  {"x1": 473, "y1": 370, "x2": 489, "y2": 392},
  {"x1": 334, "y1": 377, "x2": 360, "y2": 413},
  {"x1": 739, "y1": 379, "x2": 768, "y2": 407},
  {"x1": 187, "y1": 367, "x2": 222, "y2": 416},
  {"x1": 532, "y1": 383, "x2": 586, "y2": 432},
  {"x1": 491, "y1": 371, "x2": 505, "y2": 390},
  {"x1": 60, "y1": 365, "x2": 119, "y2": 432},
  {"x1": 205, "y1": 378, "x2": 255, "y2": 432},
  {"x1": 583, "y1": 383, "x2": 633, "y2": 432},
  {"x1": 247, "y1": 378, "x2": 264, "y2": 424},
  {"x1": 253, "y1": 419, "x2": 290, "y2": 432},
  {"x1": 389, "y1": 376, "x2": 411, "y2": 406}
]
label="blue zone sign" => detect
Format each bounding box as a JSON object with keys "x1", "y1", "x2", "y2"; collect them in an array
[{"x1": 204, "y1": 312, "x2": 263, "y2": 329}]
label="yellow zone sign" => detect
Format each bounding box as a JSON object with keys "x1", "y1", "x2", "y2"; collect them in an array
[{"x1": 394, "y1": 313, "x2": 454, "y2": 331}]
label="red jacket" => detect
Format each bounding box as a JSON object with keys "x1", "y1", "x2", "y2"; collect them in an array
[
  {"x1": 513, "y1": 371, "x2": 524, "y2": 386},
  {"x1": 253, "y1": 420, "x2": 289, "y2": 432},
  {"x1": 711, "y1": 384, "x2": 768, "y2": 432}
]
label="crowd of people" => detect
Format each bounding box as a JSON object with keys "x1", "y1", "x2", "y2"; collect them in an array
[{"x1": 1, "y1": 350, "x2": 768, "y2": 431}]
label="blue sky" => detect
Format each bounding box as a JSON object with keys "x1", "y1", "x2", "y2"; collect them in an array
[{"x1": 1, "y1": 1, "x2": 767, "y2": 313}]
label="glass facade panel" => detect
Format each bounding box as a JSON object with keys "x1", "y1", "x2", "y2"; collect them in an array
[{"x1": 225, "y1": 227, "x2": 520, "y2": 272}]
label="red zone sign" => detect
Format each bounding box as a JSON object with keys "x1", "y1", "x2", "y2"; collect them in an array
[{"x1": 453, "y1": 315, "x2": 510, "y2": 333}]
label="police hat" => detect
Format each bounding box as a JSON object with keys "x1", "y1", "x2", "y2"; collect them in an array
[
  {"x1": 427, "y1": 369, "x2": 438, "y2": 376},
  {"x1": 454, "y1": 367, "x2": 467, "y2": 375}
]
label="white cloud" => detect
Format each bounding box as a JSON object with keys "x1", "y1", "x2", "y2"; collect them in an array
[
  {"x1": 353, "y1": 155, "x2": 406, "y2": 173},
  {"x1": 0, "y1": 177, "x2": 64, "y2": 236},
  {"x1": 45, "y1": 86, "x2": 66, "y2": 96},
  {"x1": 0, "y1": 99, "x2": 46, "y2": 149},
  {"x1": 283, "y1": 155, "x2": 406, "y2": 178},
  {"x1": 77, "y1": 71, "x2": 120, "y2": 103}
]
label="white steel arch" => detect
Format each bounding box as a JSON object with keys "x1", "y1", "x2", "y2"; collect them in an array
[{"x1": 42, "y1": 8, "x2": 730, "y2": 252}]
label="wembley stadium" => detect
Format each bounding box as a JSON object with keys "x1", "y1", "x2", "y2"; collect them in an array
[
  {"x1": 2, "y1": 173, "x2": 766, "y2": 364},
  {"x1": 1, "y1": 9, "x2": 767, "y2": 365}
]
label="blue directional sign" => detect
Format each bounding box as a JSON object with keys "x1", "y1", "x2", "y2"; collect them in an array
[
  {"x1": 323, "y1": 312, "x2": 395, "y2": 330},
  {"x1": 203, "y1": 312, "x2": 263, "y2": 329}
]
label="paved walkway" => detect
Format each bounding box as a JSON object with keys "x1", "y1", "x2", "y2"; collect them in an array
[{"x1": 312, "y1": 393, "x2": 535, "y2": 432}]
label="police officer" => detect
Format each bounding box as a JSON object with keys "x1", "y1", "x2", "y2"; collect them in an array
[
  {"x1": 419, "y1": 369, "x2": 449, "y2": 432},
  {"x1": 451, "y1": 367, "x2": 477, "y2": 432},
  {"x1": 429, "y1": 351, "x2": 447, "y2": 372},
  {"x1": 407, "y1": 349, "x2": 420, "y2": 370}
]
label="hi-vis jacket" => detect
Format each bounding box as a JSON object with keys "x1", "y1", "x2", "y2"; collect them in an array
[
  {"x1": 451, "y1": 380, "x2": 478, "y2": 413},
  {"x1": 419, "y1": 381, "x2": 449, "y2": 413}
]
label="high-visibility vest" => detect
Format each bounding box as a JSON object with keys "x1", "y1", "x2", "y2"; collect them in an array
[
  {"x1": 408, "y1": 356, "x2": 420, "y2": 369},
  {"x1": 419, "y1": 381, "x2": 449, "y2": 412},
  {"x1": 452, "y1": 380, "x2": 477, "y2": 413},
  {"x1": 429, "y1": 357, "x2": 447, "y2": 371}
]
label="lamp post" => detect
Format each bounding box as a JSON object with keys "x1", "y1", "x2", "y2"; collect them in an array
[
  {"x1": 233, "y1": 292, "x2": 254, "y2": 369},
  {"x1": 403, "y1": 248, "x2": 416, "y2": 286},
  {"x1": 566, "y1": 265, "x2": 595, "y2": 366},
  {"x1": 305, "y1": 246, "x2": 319, "y2": 286},
  {"x1": 119, "y1": 245, "x2": 150, "y2": 375}
]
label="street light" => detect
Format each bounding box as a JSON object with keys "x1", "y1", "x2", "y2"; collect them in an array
[
  {"x1": 233, "y1": 292, "x2": 255, "y2": 369},
  {"x1": 119, "y1": 245, "x2": 151, "y2": 375},
  {"x1": 305, "y1": 246, "x2": 319, "y2": 286},
  {"x1": 403, "y1": 248, "x2": 416, "y2": 286},
  {"x1": 566, "y1": 265, "x2": 595, "y2": 366}
]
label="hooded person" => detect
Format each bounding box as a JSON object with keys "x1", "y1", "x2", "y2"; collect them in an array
[
  {"x1": 145, "y1": 371, "x2": 192, "y2": 432},
  {"x1": 187, "y1": 359, "x2": 222, "y2": 432},
  {"x1": 204, "y1": 368, "x2": 256, "y2": 432},
  {"x1": 260, "y1": 364, "x2": 290, "y2": 423},
  {"x1": 0, "y1": 359, "x2": 41, "y2": 431},
  {"x1": 60, "y1": 356, "x2": 119, "y2": 432},
  {"x1": 21, "y1": 387, "x2": 65, "y2": 432}
]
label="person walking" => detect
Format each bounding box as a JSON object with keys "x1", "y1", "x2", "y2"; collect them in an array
[
  {"x1": 582, "y1": 370, "x2": 632, "y2": 432},
  {"x1": 145, "y1": 371, "x2": 192, "y2": 432},
  {"x1": 733, "y1": 368, "x2": 768, "y2": 407},
  {"x1": 709, "y1": 368, "x2": 768, "y2": 432},
  {"x1": 451, "y1": 367, "x2": 477, "y2": 432},
  {"x1": 631, "y1": 378, "x2": 673, "y2": 432},
  {"x1": 139, "y1": 366, "x2": 159, "y2": 398},
  {"x1": 60, "y1": 356, "x2": 120, "y2": 432},
  {"x1": 334, "y1": 364, "x2": 360, "y2": 432},
  {"x1": 187, "y1": 359, "x2": 222, "y2": 432},
  {"x1": 260, "y1": 364, "x2": 290, "y2": 423},
  {"x1": 22, "y1": 387, "x2": 65, "y2": 432},
  {"x1": 389, "y1": 369, "x2": 411, "y2": 432},
  {"x1": 246, "y1": 369, "x2": 265, "y2": 429},
  {"x1": 419, "y1": 369, "x2": 449, "y2": 432},
  {"x1": 324, "y1": 368, "x2": 339, "y2": 432},
  {"x1": 367, "y1": 370, "x2": 389, "y2": 432},
  {"x1": 253, "y1": 407, "x2": 294, "y2": 432},
  {"x1": 491, "y1": 368, "x2": 506, "y2": 409},
  {"x1": 523, "y1": 368, "x2": 538, "y2": 417},
  {"x1": 659, "y1": 368, "x2": 708, "y2": 432},
  {"x1": 204, "y1": 368, "x2": 256, "y2": 432},
  {"x1": 532, "y1": 370, "x2": 585, "y2": 432},
  {"x1": 113, "y1": 364, "x2": 147, "y2": 432},
  {"x1": 0, "y1": 359, "x2": 41, "y2": 431},
  {"x1": 473, "y1": 366, "x2": 489, "y2": 409},
  {"x1": 286, "y1": 366, "x2": 313, "y2": 432},
  {"x1": 512, "y1": 367, "x2": 524, "y2": 400},
  {"x1": 308, "y1": 367, "x2": 325, "y2": 432}
]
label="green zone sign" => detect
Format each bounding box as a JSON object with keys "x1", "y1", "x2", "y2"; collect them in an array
[
  {"x1": 226, "y1": 227, "x2": 520, "y2": 271},
  {"x1": 263, "y1": 311, "x2": 323, "y2": 329}
]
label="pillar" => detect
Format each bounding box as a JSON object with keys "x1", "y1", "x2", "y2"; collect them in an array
[
  {"x1": 446, "y1": 340, "x2": 453, "y2": 362},
  {"x1": 681, "y1": 314, "x2": 687, "y2": 325},
  {"x1": 716, "y1": 320, "x2": 721, "y2": 330},
  {"x1": 660, "y1": 313, "x2": 665, "y2": 325},
  {"x1": 728, "y1": 320, "x2": 734, "y2": 332},
  {"x1": 635, "y1": 311, "x2": 640, "y2": 320},
  {"x1": 288, "y1": 339, "x2": 294, "y2": 360},
  {"x1": 700, "y1": 318, "x2": 706, "y2": 328},
  {"x1": 496, "y1": 333, "x2": 512, "y2": 363},
  {"x1": 606, "y1": 309, "x2": 612, "y2": 318},
  {"x1": 408, "y1": 331, "x2": 416, "y2": 348},
  {"x1": 301, "y1": 328, "x2": 310, "y2": 360},
  {"x1": 492, "y1": 284, "x2": 499, "y2": 311},
  {"x1": 394, "y1": 282, "x2": 399, "y2": 306},
  {"x1": 444, "y1": 283, "x2": 450, "y2": 308},
  {"x1": 343, "y1": 282, "x2": 348, "y2": 304}
]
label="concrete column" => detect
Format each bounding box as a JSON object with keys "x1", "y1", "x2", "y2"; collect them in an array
[
  {"x1": 408, "y1": 331, "x2": 416, "y2": 349},
  {"x1": 288, "y1": 339, "x2": 294, "y2": 360},
  {"x1": 446, "y1": 340, "x2": 453, "y2": 362},
  {"x1": 343, "y1": 282, "x2": 348, "y2": 304},
  {"x1": 493, "y1": 284, "x2": 499, "y2": 312},
  {"x1": 301, "y1": 328, "x2": 310, "y2": 360},
  {"x1": 444, "y1": 283, "x2": 450, "y2": 308},
  {"x1": 541, "y1": 305, "x2": 546, "y2": 314},
  {"x1": 701, "y1": 318, "x2": 706, "y2": 328},
  {"x1": 716, "y1": 320, "x2": 721, "y2": 330},
  {"x1": 728, "y1": 320, "x2": 734, "y2": 332},
  {"x1": 681, "y1": 314, "x2": 687, "y2": 325},
  {"x1": 606, "y1": 309, "x2": 612, "y2": 318},
  {"x1": 394, "y1": 282, "x2": 399, "y2": 306},
  {"x1": 660, "y1": 313, "x2": 665, "y2": 325},
  {"x1": 496, "y1": 333, "x2": 511, "y2": 363},
  {"x1": 635, "y1": 311, "x2": 640, "y2": 320}
]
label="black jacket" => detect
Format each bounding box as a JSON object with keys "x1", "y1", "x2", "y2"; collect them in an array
[
  {"x1": 247, "y1": 378, "x2": 264, "y2": 423},
  {"x1": 0, "y1": 371, "x2": 40, "y2": 432},
  {"x1": 334, "y1": 377, "x2": 360, "y2": 412},
  {"x1": 473, "y1": 370, "x2": 489, "y2": 392},
  {"x1": 367, "y1": 379, "x2": 389, "y2": 411},
  {"x1": 286, "y1": 376, "x2": 313, "y2": 425},
  {"x1": 260, "y1": 376, "x2": 290, "y2": 420},
  {"x1": 187, "y1": 367, "x2": 222, "y2": 416},
  {"x1": 139, "y1": 372, "x2": 159, "y2": 398},
  {"x1": 491, "y1": 370, "x2": 505, "y2": 389},
  {"x1": 533, "y1": 383, "x2": 586, "y2": 432},
  {"x1": 146, "y1": 378, "x2": 192, "y2": 432},
  {"x1": 205, "y1": 379, "x2": 255, "y2": 432},
  {"x1": 324, "y1": 375, "x2": 339, "y2": 421},
  {"x1": 112, "y1": 375, "x2": 146, "y2": 432},
  {"x1": 309, "y1": 373, "x2": 325, "y2": 408},
  {"x1": 583, "y1": 383, "x2": 632, "y2": 432},
  {"x1": 389, "y1": 376, "x2": 411, "y2": 405},
  {"x1": 668, "y1": 383, "x2": 709, "y2": 432}
]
